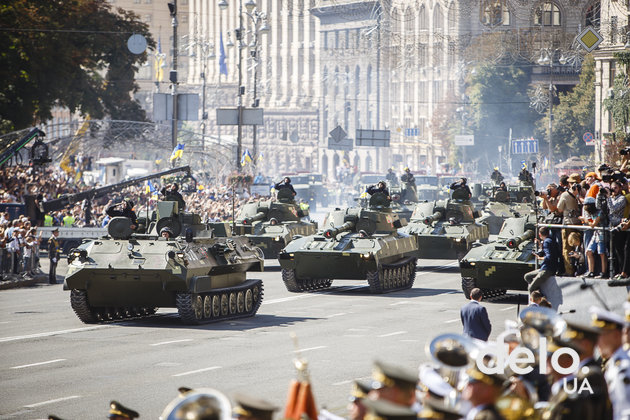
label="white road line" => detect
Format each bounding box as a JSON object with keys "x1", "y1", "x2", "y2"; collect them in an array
[
  {"x1": 150, "y1": 339, "x2": 193, "y2": 346},
  {"x1": 390, "y1": 301, "x2": 412, "y2": 306},
  {"x1": 294, "y1": 346, "x2": 327, "y2": 353},
  {"x1": 332, "y1": 380, "x2": 353, "y2": 386},
  {"x1": 0, "y1": 326, "x2": 108, "y2": 343},
  {"x1": 378, "y1": 331, "x2": 407, "y2": 338},
  {"x1": 172, "y1": 366, "x2": 221, "y2": 377},
  {"x1": 326, "y1": 313, "x2": 347, "y2": 318},
  {"x1": 500, "y1": 306, "x2": 516, "y2": 312},
  {"x1": 444, "y1": 319, "x2": 460, "y2": 324},
  {"x1": 11, "y1": 359, "x2": 66, "y2": 369},
  {"x1": 24, "y1": 395, "x2": 80, "y2": 408}
]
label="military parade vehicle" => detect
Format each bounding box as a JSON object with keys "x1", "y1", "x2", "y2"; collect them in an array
[
  {"x1": 64, "y1": 199, "x2": 265, "y2": 325},
  {"x1": 33, "y1": 166, "x2": 193, "y2": 253},
  {"x1": 400, "y1": 190, "x2": 489, "y2": 260},
  {"x1": 278, "y1": 192, "x2": 418, "y2": 294},
  {"x1": 477, "y1": 185, "x2": 536, "y2": 234},
  {"x1": 232, "y1": 188, "x2": 317, "y2": 258},
  {"x1": 458, "y1": 215, "x2": 536, "y2": 299},
  {"x1": 414, "y1": 175, "x2": 440, "y2": 201}
]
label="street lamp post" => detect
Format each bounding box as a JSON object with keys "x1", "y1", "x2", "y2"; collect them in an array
[
  {"x1": 168, "y1": 1, "x2": 178, "y2": 151},
  {"x1": 537, "y1": 48, "x2": 567, "y2": 169},
  {"x1": 220, "y1": 0, "x2": 268, "y2": 172}
]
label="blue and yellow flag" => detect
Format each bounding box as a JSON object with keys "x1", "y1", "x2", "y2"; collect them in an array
[
  {"x1": 155, "y1": 37, "x2": 164, "y2": 82},
  {"x1": 240, "y1": 149, "x2": 253, "y2": 166},
  {"x1": 146, "y1": 179, "x2": 156, "y2": 194},
  {"x1": 521, "y1": 160, "x2": 527, "y2": 169},
  {"x1": 170, "y1": 143, "x2": 185, "y2": 161}
]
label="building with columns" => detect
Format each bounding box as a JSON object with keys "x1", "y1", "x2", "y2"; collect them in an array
[{"x1": 593, "y1": 0, "x2": 629, "y2": 163}]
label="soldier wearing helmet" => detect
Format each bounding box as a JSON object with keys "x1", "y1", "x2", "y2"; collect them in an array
[{"x1": 160, "y1": 226, "x2": 174, "y2": 239}]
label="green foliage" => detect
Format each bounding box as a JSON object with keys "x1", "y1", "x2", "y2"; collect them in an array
[
  {"x1": 603, "y1": 52, "x2": 630, "y2": 144},
  {"x1": 535, "y1": 54, "x2": 596, "y2": 158},
  {"x1": 0, "y1": 0, "x2": 155, "y2": 133},
  {"x1": 465, "y1": 63, "x2": 538, "y2": 172}
]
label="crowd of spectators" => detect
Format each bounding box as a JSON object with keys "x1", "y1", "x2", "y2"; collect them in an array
[
  {"x1": 0, "y1": 163, "x2": 272, "y2": 279},
  {"x1": 537, "y1": 157, "x2": 630, "y2": 281}
]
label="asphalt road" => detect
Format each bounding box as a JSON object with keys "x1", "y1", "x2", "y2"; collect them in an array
[{"x1": 0, "y1": 253, "x2": 526, "y2": 420}]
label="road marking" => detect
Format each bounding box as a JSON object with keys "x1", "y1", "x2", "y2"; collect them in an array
[
  {"x1": 24, "y1": 395, "x2": 80, "y2": 408},
  {"x1": 172, "y1": 366, "x2": 221, "y2": 377},
  {"x1": 444, "y1": 319, "x2": 460, "y2": 324},
  {"x1": 378, "y1": 331, "x2": 406, "y2": 337},
  {"x1": 294, "y1": 346, "x2": 327, "y2": 353},
  {"x1": 500, "y1": 306, "x2": 516, "y2": 312},
  {"x1": 0, "y1": 326, "x2": 109, "y2": 343},
  {"x1": 11, "y1": 359, "x2": 66, "y2": 369},
  {"x1": 150, "y1": 339, "x2": 193, "y2": 346},
  {"x1": 390, "y1": 301, "x2": 412, "y2": 306},
  {"x1": 333, "y1": 380, "x2": 353, "y2": 386},
  {"x1": 326, "y1": 313, "x2": 347, "y2": 318}
]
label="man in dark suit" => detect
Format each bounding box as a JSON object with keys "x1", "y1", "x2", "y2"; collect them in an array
[{"x1": 460, "y1": 288, "x2": 491, "y2": 341}]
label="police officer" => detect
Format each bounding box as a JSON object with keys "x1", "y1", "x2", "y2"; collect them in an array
[
  {"x1": 590, "y1": 306, "x2": 630, "y2": 420},
  {"x1": 108, "y1": 400, "x2": 139, "y2": 419},
  {"x1": 366, "y1": 181, "x2": 390, "y2": 199},
  {"x1": 161, "y1": 183, "x2": 187, "y2": 211},
  {"x1": 368, "y1": 360, "x2": 417, "y2": 407},
  {"x1": 274, "y1": 177, "x2": 297, "y2": 197},
  {"x1": 48, "y1": 227, "x2": 60, "y2": 284},
  {"x1": 232, "y1": 393, "x2": 278, "y2": 420},
  {"x1": 106, "y1": 199, "x2": 138, "y2": 230}
]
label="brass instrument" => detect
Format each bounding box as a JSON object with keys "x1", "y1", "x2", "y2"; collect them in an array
[
  {"x1": 159, "y1": 388, "x2": 232, "y2": 420},
  {"x1": 426, "y1": 333, "x2": 480, "y2": 389}
]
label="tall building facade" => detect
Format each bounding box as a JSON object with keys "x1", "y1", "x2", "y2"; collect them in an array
[{"x1": 593, "y1": 0, "x2": 629, "y2": 162}]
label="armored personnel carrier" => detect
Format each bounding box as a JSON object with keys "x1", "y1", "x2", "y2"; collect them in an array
[
  {"x1": 459, "y1": 215, "x2": 536, "y2": 298},
  {"x1": 278, "y1": 192, "x2": 417, "y2": 294},
  {"x1": 64, "y1": 200, "x2": 265, "y2": 325},
  {"x1": 401, "y1": 193, "x2": 489, "y2": 260},
  {"x1": 477, "y1": 185, "x2": 536, "y2": 234},
  {"x1": 232, "y1": 189, "x2": 317, "y2": 258}
]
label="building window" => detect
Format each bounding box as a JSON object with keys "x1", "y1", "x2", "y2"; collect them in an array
[
  {"x1": 535, "y1": 2, "x2": 561, "y2": 26},
  {"x1": 585, "y1": 2, "x2": 600, "y2": 29},
  {"x1": 433, "y1": 4, "x2": 443, "y2": 32},
  {"x1": 480, "y1": 0, "x2": 510, "y2": 27},
  {"x1": 145, "y1": 0, "x2": 152, "y2": 4},
  {"x1": 133, "y1": 0, "x2": 140, "y2": 4},
  {"x1": 419, "y1": 5, "x2": 427, "y2": 30}
]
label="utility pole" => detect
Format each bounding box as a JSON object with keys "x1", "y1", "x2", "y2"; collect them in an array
[
  {"x1": 168, "y1": 1, "x2": 178, "y2": 151},
  {"x1": 236, "y1": 1, "x2": 244, "y2": 172}
]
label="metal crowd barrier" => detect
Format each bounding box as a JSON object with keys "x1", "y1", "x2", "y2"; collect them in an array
[{"x1": 537, "y1": 223, "x2": 615, "y2": 277}]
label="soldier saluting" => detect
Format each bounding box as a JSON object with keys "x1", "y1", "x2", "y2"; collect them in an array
[
  {"x1": 106, "y1": 198, "x2": 138, "y2": 230},
  {"x1": 366, "y1": 181, "x2": 391, "y2": 201},
  {"x1": 275, "y1": 177, "x2": 297, "y2": 198},
  {"x1": 161, "y1": 183, "x2": 186, "y2": 211}
]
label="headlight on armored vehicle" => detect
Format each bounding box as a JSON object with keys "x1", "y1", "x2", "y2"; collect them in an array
[
  {"x1": 273, "y1": 236, "x2": 282, "y2": 242},
  {"x1": 361, "y1": 252, "x2": 373, "y2": 260}
]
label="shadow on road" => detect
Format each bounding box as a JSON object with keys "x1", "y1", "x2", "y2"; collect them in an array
[
  {"x1": 113, "y1": 313, "x2": 321, "y2": 330},
  {"x1": 416, "y1": 265, "x2": 460, "y2": 273},
  {"x1": 319, "y1": 285, "x2": 460, "y2": 298}
]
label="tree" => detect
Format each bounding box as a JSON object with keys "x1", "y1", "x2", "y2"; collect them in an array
[
  {"x1": 465, "y1": 62, "x2": 538, "y2": 175},
  {"x1": 535, "y1": 54, "x2": 596, "y2": 158},
  {"x1": 0, "y1": 0, "x2": 155, "y2": 133},
  {"x1": 603, "y1": 51, "x2": 630, "y2": 145}
]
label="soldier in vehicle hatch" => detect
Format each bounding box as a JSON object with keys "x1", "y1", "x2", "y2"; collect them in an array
[
  {"x1": 366, "y1": 181, "x2": 391, "y2": 201},
  {"x1": 161, "y1": 183, "x2": 186, "y2": 211},
  {"x1": 274, "y1": 177, "x2": 297, "y2": 198},
  {"x1": 105, "y1": 198, "x2": 138, "y2": 230}
]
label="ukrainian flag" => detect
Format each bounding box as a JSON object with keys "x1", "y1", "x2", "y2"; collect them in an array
[
  {"x1": 170, "y1": 143, "x2": 185, "y2": 161},
  {"x1": 240, "y1": 149, "x2": 253, "y2": 166},
  {"x1": 521, "y1": 160, "x2": 527, "y2": 169},
  {"x1": 146, "y1": 180, "x2": 156, "y2": 194}
]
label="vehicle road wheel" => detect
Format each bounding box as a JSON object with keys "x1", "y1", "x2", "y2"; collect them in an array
[
  {"x1": 203, "y1": 295, "x2": 212, "y2": 318},
  {"x1": 212, "y1": 295, "x2": 221, "y2": 317},
  {"x1": 229, "y1": 293, "x2": 237, "y2": 314},
  {"x1": 237, "y1": 291, "x2": 245, "y2": 313},
  {"x1": 461, "y1": 277, "x2": 476, "y2": 299},
  {"x1": 220, "y1": 293, "x2": 229, "y2": 316},
  {"x1": 245, "y1": 289, "x2": 253, "y2": 312}
]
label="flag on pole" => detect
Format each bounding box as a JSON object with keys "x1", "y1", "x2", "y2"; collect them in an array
[
  {"x1": 146, "y1": 180, "x2": 156, "y2": 194},
  {"x1": 219, "y1": 32, "x2": 228, "y2": 76},
  {"x1": 170, "y1": 143, "x2": 185, "y2": 161},
  {"x1": 521, "y1": 160, "x2": 527, "y2": 169},
  {"x1": 155, "y1": 37, "x2": 164, "y2": 82},
  {"x1": 241, "y1": 149, "x2": 253, "y2": 166}
]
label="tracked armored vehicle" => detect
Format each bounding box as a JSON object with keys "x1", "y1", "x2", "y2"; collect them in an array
[
  {"x1": 459, "y1": 215, "x2": 536, "y2": 299},
  {"x1": 278, "y1": 193, "x2": 417, "y2": 294},
  {"x1": 232, "y1": 189, "x2": 317, "y2": 258},
  {"x1": 64, "y1": 200, "x2": 264, "y2": 325},
  {"x1": 478, "y1": 185, "x2": 536, "y2": 234},
  {"x1": 401, "y1": 192, "x2": 489, "y2": 260}
]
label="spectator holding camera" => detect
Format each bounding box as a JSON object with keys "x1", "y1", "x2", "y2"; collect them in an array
[{"x1": 580, "y1": 196, "x2": 608, "y2": 278}]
